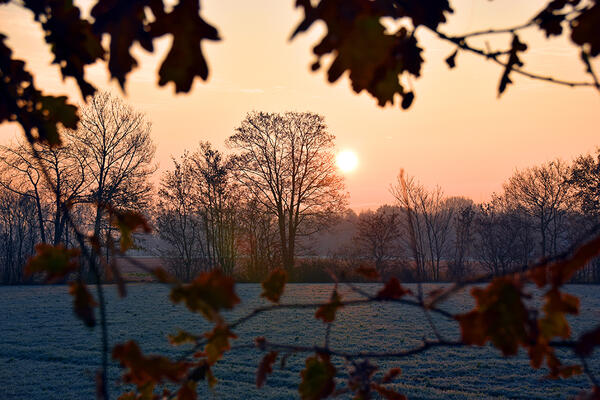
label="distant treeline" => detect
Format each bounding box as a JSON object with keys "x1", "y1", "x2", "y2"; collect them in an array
[{"x1": 1, "y1": 93, "x2": 599, "y2": 284}]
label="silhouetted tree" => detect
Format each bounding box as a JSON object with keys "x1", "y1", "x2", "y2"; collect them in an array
[
  {"x1": 391, "y1": 175, "x2": 454, "y2": 281},
  {"x1": 353, "y1": 205, "x2": 402, "y2": 274},
  {"x1": 69, "y1": 92, "x2": 156, "y2": 261},
  {"x1": 155, "y1": 153, "x2": 206, "y2": 281},
  {"x1": 228, "y1": 111, "x2": 347, "y2": 271},
  {"x1": 447, "y1": 197, "x2": 475, "y2": 280},
  {"x1": 503, "y1": 160, "x2": 572, "y2": 258},
  {"x1": 191, "y1": 142, "x2": 238, "y2": 276}
]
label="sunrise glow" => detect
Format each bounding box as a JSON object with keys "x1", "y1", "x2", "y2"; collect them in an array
[{"x1": 336, "y1": 150, "x2": 358, "y2": 173}]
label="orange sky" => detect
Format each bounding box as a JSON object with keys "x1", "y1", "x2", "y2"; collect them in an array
[{"x1": 1, "y1": 0, "x2": 599, "y2": 210}]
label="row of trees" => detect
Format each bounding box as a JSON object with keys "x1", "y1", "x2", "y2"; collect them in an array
[
  {"x1": 0, "y1": 93, "x2": 348, "y2": 283},
  {"x1": 2, "y1": 92, "x2": 600, "y2": 284},
  {"x1": 349, "y1": 158, "x2": 600, "y2": 282},
  {"x1": 0, "y1": 92, "x2": 156, "y2": 283},
  {"x1": 155, "y1": 111, "x2": 347, "y2": 280}
]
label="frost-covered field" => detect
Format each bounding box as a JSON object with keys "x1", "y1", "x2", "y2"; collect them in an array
[{"x1": 1, "y1": 283, "x2": 598, "y2": 399}]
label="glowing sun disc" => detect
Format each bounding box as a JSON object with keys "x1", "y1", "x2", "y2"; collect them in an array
[{"x1": 336, "y1": 150, "x2": 358, "y2": 172}]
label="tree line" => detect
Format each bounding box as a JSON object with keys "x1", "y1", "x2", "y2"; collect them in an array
[
  {"x1": 1, "y1": 92, "x2": 599, "y2": 284},
  {"x1": 348, "y1": 157, "x2": 600, "y2": 283}
]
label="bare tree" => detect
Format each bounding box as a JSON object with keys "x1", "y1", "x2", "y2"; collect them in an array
[
  {"x1": 237, "y1": 196, "x2": 280, "y2": 281},
  {"x1": 68, "y1": 92, "x2": 156, "y2": 253},
  {"x1": 228, "y1": 111, "x2": 347, "y2": 271},
  {"x1": 473, "y1": 195, "x2": 535, "y2": 277},
  {"x1": 446, "y1": 197, "x2": 474, "y2": 281},
  {"x1": 155, "y1": 153, "x2": 206, "y2": 281},
  {"x1": 0, "y1": 186, "x2": 38, "y2": 283},
  {"x1": 570, "y1": 148, "x2": 600, "y2": 281},
  {"x1": 391, "y1": 175, "x2": 454, "y2": 281},
  {"x1": 0, "y1": 140, "x2": 48, "y2": 243},
  {"x1": 571, "y1": 148, "x2": 600, "y2": 217},
  {"x1": 191, "y1": 142, "x2": 238, "y2": 276},
  {"x1": 503, "y1": 160, "x2": 572, "y2": 259},
  {"x1": 353, "y1": 205, "x2": 402, "y2": 274}
]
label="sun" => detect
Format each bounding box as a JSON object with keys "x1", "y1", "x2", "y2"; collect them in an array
[{"x1": 336, "y1": 150, "x2": 358, "y2": 173}]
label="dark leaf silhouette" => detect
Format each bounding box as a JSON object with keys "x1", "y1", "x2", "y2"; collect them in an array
[
  {"x1": 91, "y1": 0, "x2": 156, "y2": 89},
  {"x1": 261, "y1": 268, "x2": 287, "y2": 303},
  {"x1": 575, "y1": 325, "x2": 600, "y2": 357},
  {"x1": 445, "y1": 49, "x2": 458, "y2": 68},
  {"x1": 535, "y1": 3, "x2": 566, "y2": 38},
  {"x1": 0, "y1": 35, "x2": 79, "y2": 146},
  {"x1": 69, "y1": 281, "x2": 97, "y2": 328},
  {"x1": 23, "y1": 0, "x2": 104, "y2": 97},
  {"x1": 292, "y1": 1, "x2": 427, "y2": 108},
  {"x1": 498, "y1": 35, "x2": 528, "y2": 96},
  {"x1": 571, "y1": 3, "x2": 600, "y2": 56},
  {"x1": 150, "y1": 0, "x2": 220, "y2": 92}
]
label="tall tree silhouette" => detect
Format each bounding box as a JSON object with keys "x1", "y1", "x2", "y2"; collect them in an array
[{"x1": 228, "y1": 112, "x2": 347, "y2": 271}]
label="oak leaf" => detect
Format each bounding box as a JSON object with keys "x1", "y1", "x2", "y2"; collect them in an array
[
  {"x1": 170, "y1": 270, "x2": 240, "y2": 321},
  {"x1": 25, "y1": 243, "x2": 80, "y2": 282},
  {"x1": 299, "y1": 353, "x2": 336, "y2": 400},
  {"x1": 315, "y1": 290, "x2": 343, "y2": 323},
  {"x1": 256, "y1": 351, "x2": 278, "y2": 388},
  {"x1": 261, "y1": 268, "x2": 287, "y2": 303}
]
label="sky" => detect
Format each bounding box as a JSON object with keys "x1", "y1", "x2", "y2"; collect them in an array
[{"x1": 0, "y1": 0, "x2": 599, "y2": 210}]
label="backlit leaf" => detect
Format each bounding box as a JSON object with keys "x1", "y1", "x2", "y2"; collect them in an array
[
  {"x1": 376, "y1": 277, "x2": 411, "y2": 300},
  {"x1": 256, "y1": 351, "x2": 278, "y2": 388},
  {"x1": 112, "y1": 341, "x2": 190, "y2": 390},
  {"x1": 456, "y1": 276, "x2": 528, "y2": 355},
  {"x1": 170, "y1": 270, "x2": 240, "y2": 321},
  {"x1": 25, "y1": 243, "x2": 80, "y2": 282},
  {"x1": 356, "y1": 265, "x2": 379, "y2": 279},
  {"x1": 109, "y1": 208, "x2": 151, "y2": 252},
  {"x1": 382, "y1": 367, "x2": 402, "y2": 383},
  {"x1": 261, "y1": 268, "x2": 287, "y2": 303},
  {"x1": 315, "y1": 290, "x2": 342, "y2": 323},
  {"x1": 299, "y1": 353, "x2": 336, "y2": 400},
  {"x1": 203, "y1": 324, "x2": 237, "y2": 364}
]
